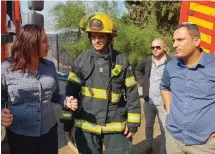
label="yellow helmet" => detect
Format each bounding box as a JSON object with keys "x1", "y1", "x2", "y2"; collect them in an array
[
  {"x1": 81, "y1": 12, "x2": 116, "y2": 34},
  {"x1": 79, "y1": 15, "x2": 87, "y2": 31}
]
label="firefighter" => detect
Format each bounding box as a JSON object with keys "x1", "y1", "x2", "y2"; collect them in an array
[{"x1": 61, "y1": 12, "x2": 141, "y2": 154}]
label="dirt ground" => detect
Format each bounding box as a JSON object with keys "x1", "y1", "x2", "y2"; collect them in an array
[{"x1": 1, "y1": 99, "x2": 162, "y2": 154}]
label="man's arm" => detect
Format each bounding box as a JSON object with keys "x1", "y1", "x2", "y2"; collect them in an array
[
  {"x1": 160, "y1": 65, "x2": 171, "y2": 113},
  {"x1": 124, "y1": 60, "x2": 141, "y2": 138},
  {"x1": 61, "y1": 59, "x2": 82, "y2": 134},
  {"x1": 135, "y1": 59, "x2": 146, "y2": 86},
  {"x1": 160, "y1": 90, "x2": 171, "y2": 113}
]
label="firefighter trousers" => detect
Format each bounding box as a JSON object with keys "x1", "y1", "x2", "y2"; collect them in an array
[{"x1": 75, "y1": 128, "x2": 132, "y2": 154}]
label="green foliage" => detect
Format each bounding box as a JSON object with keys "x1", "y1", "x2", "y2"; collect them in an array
[
  {"x1": 125, "y1": 1, "x2": 181, "y2": 35},
  {"x1": 114, "y1": 20, "x2": 173, "y2": 66},
  {"x1": 125, "y1": 1, "x2": 156, "y2": 28},
  {"x1": 121, "y1": 0, "x2": 181, "y2": 63},
  {"x1": 63, "y1": 34, "x2": 91, "y2": 60},
  {"x1": 51, "y1": 1, "x2": 86, "y2": 29},
  {"x1": 92, "y1": 1, "x2": 120, "y2": 18}
]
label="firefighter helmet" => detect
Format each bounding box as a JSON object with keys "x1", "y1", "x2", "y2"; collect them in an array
[
  {"x1": 79, "y1": 15, "x2": 87, "y2": 31},
  {"x1": 79, "y1": 12, "x2": 117, "y2": 35}
]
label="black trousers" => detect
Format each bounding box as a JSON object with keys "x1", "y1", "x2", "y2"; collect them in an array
[
  {"x1": 75, "y1": 128, "x2": 132, "y2": 154},
  {"x1": 6, "y1": 123, "x2": 58, "y2": 154}
]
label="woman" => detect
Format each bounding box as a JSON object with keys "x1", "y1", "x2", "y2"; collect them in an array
[{"x1": 1, "y1": 24, "x2": 78, "y2": 154}]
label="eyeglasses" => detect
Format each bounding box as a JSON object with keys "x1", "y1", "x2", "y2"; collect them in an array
[{"x1": 151, "y1": 46, "x2": 161, "y2": 50}]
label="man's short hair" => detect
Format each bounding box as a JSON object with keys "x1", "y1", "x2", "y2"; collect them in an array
[{"x1": 175, "y1": 22, "x2": 200, "y2": 38}]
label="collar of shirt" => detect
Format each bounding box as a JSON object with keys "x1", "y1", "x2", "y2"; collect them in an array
[
  {"x1": 152, "y1": 55, "x2": 167, "y2": 66},
  {"x1": 177, "y1": 49, "x2": 206, "y2": 68},
  {"x1": 27, "y1": 58, "x2": 55, "y2": 79},
  {"x1": 92, "y1": 48, "x2": 111, "y2": 60}
]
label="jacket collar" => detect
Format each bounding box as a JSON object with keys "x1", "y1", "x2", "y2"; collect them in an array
[{"x1": 149, "y1": 53, "x2": 172, "y2": 62}]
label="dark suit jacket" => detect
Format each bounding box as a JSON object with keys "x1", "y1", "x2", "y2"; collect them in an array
[{"x1": 135, "y1": 55, "x2": 172, "y2": 102}]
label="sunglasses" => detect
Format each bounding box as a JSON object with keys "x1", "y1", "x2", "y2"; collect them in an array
[{"x1": 151, "y1": 46, "x2": 161, "y2": 50}]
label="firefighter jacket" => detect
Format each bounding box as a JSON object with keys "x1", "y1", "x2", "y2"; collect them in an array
[{"x1": 61, "y1": 49, "x2": 141, "y2": 134}]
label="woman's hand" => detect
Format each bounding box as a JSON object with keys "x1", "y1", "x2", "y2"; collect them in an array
[{"x1": 1, "y1": 108, "x2": 13, "y2": 127}]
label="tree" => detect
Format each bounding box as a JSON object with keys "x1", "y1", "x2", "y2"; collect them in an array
[
  {"x1": 125, "y1": 1, "x2": 181, "y2": 34},
  {"x1": 51, "y1": 1, "x2": 86, "y2": 30}
]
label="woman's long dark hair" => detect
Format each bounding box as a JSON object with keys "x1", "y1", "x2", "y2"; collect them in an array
[{"x1": 10, "y1": 24, "x2": 44, "y2": 72}]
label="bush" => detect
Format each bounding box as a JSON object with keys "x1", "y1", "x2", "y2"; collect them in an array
[
  {"x1": 114, "y1": 20, "x2": 173, "y2": 67},
  {"x1": 63, "y1": 34, "x2": 91, "y2": 60}
]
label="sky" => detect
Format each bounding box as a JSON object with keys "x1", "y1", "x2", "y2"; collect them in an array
[{"x1": 21, "y1": 0, "x2": 127, "y2": 33}]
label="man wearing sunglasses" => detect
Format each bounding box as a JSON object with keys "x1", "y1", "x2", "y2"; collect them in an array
[
  {"x1": 135, "y1": 38, "x2": 172, "y2": 154},
  {"x1": 160, "y1": 23, "x2": 215, "y2": 154}
]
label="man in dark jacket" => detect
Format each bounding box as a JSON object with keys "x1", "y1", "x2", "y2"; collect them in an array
[
  {"x1": 61, "y1": 12, "x2": 141, "y2": 154},
  {"x1": 135, "y1": 38, "x2": 171, "y2": 154}
]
